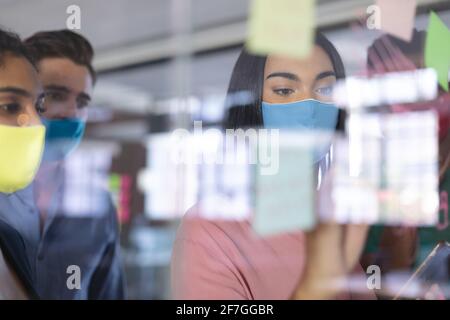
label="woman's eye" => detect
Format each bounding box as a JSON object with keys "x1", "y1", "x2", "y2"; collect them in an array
[
  {"x1": 0, "y1": 103, "x2": 21, "y2": 114},
  {"x1": 315, "y1": 86, "x2": 333, "y2": 96},
  {"x1": 273, "y1": 88, "x2": 294, "y2": 96}
]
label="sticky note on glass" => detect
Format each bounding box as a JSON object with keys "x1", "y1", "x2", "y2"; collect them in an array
[
  {"x1": 253, "y1": 134, "x2": 316, "y2": 236},
  {"x1": 246, "y1": 0, "x2": 315, "y2": 59},
  {"x1": 425, "y1": 11, "x2": 450, "y2": 92},
  {"x1": 375, "y1": 0, "x2": 416, "y2": 42}
]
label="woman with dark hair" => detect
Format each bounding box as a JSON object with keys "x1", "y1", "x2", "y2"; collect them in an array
[
  {"x1": 171, "y1": 33, "x2": 372, "y2": 300},
  {"x1": 0, "y1": 28, "x2": 44, "y2": 299}
]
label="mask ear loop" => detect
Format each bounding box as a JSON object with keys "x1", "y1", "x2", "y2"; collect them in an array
[{"x1": 17, "y1": 114, "x2": 30, "y2": 127}]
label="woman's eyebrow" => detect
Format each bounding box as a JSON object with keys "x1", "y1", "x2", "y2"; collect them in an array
[
  {"x1": 315, "y1": 71, "x2": 336, "y2": 81},
  {"x1": 265, "y1": 72, "x2": 300, "y2": 81},
  {"x1": 0, "y1": 86, "x2": 32, "y2": 97}
]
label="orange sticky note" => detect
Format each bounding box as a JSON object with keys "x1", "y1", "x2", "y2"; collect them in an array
[{"x1": 376, "y1": 0, "x2": 417, "y2": 42}]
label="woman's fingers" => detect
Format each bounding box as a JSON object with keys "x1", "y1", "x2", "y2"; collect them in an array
[{"x1": 343, "y1": 224, "x2": 370, "y2": 272}]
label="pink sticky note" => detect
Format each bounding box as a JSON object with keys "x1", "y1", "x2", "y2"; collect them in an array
[{"x1": 376, "y1": 0, "x2": 417, "y2": 42}]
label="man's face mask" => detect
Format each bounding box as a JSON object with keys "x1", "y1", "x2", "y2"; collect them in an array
[
  {"x1": 262, "y1": 99, "x2": 339, "y2": 162},
  {"x1": 0, "y1": 124, "x2": 45, "y2": 193},
  {"x1": 41, "y1": 118, "x2": 85, "y2": 162}
]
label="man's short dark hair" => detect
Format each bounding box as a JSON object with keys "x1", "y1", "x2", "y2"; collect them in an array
[
  {"x1": 24, "y1": 30, "x2": 96, "y2": 83},
  {"x1": 0, "y1": 28, "x2": 35, "y2": 68}
]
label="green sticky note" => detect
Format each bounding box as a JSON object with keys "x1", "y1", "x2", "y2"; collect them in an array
[
  {"x1": 109, "y1": 173, "x2": 120, "y2": 190},
  {"x1": 246, "y1": 0, "x2": 315, "y2": 59},
  {"x1": 253, "y1": 138, "x2": 316, "y2": 237},
  {"x1": 425, "y1": 11, "x2": 450, "y2": 92},
  {"x1": 375, "y1": 0, "x2": 417, "y2": 42}
]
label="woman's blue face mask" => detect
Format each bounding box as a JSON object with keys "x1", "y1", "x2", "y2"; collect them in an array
[{"x1": 262, "y1": 99, "x2": 339, "y2": 162}]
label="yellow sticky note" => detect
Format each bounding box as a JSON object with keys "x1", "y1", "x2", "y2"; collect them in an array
[
  {"x1": 246, "y1": 0, "x2": 315, "y2": 59},
  {"x1": 425, "y1": 11, "x2": 450, "y2": 92}
]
